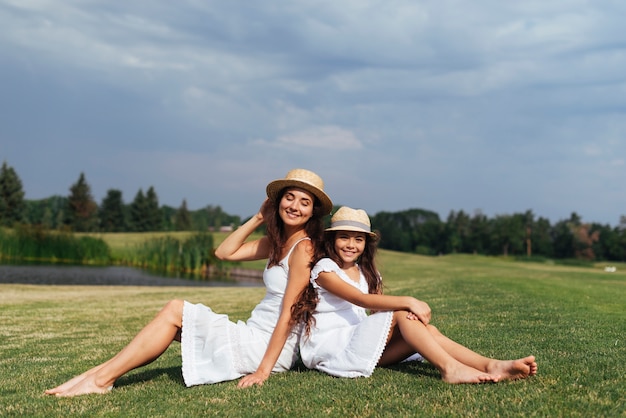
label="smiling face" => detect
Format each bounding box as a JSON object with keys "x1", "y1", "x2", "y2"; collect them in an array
[
  {"x1": 278, "y1": 187, "x2": 315, "y2": 229},
  {"x1": 333, "y1": 230, "x2": 367, "y2": 267}
]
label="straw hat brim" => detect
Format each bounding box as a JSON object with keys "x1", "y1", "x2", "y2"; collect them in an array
[
  {"x1": 266, "y1": 179, "x2": 333, "y2": 215},
  {"x1": 324, "y1": 206, "x2": 376, "y2": 236},
  {"x1": 325, "y1": 224, "x2": 377, "y2": 237}
]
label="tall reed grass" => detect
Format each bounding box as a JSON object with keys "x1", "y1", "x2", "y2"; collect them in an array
[
  {"x1": 122, "y1": 233, "x2": 220, "y2": 275},
  {"x1": 0, "y1": 225, "x2": 111, "y2": 264},
  {"x1": 1, "y1": 227, "x2": 237, "y2": 279}
]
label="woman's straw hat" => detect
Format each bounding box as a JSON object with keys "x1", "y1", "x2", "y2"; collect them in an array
[
  {"x1": 266, "y1": 168, "x2": 333, "y2": 215},
  {"x1": 325, "y1": 206, "x2": 376, "y2": 236}
]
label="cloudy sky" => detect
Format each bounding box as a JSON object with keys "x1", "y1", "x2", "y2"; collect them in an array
[{"x1": 1, "y1": 1, "x2": 625, "y2": 226}]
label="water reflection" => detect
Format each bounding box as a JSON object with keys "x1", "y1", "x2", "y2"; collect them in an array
[{"x1": 0, "y1": 263, "x2": 263, "y2": 287}]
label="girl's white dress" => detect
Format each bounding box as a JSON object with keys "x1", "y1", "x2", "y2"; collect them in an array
[
  {"x1": 180, "y1": 239, "x2": 306, "y2": 386},
  {"x1": 299, "y1": 258, "x2": 395, "y2": 378}
]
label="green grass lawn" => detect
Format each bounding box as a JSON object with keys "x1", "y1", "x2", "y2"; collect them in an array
[{"x1": 1, "y1": 252, "x2": 624, "y2": 417}]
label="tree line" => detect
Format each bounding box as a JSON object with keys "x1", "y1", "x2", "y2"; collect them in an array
[
  {"x1": 0, "y1": 162, "x2": 240, "y2": 233},
  {"x1": 1, "y1": 161, "x2": 625, "y2": 261},
  {"x1": 371, "y1": 208, "x2": 626, "y2": 262}
]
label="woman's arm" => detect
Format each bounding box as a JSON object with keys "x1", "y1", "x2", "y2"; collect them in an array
[
  {"x1": 214, "y1": 204, "x2": 270, "y2": 262},
  {"x1": 237, "y1": 239, "x2": 313, "y2": 388},
  {"x1": 315, "y1": 271, "x2": 431, "y2": 324}
]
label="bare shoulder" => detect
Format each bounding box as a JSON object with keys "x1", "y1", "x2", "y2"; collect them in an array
[
  {"x1": 289, "y1": 237, "x2": 315, "y2": 263},
  {"x1": 294, "y1": 237, "x2": 314, "y2": 253}
]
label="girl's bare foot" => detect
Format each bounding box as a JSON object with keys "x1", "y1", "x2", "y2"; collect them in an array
[
  {"x1": 441, "y1": 363, "x2": 500, "y2": 384},
  {"x1": 487, "y1": 355, "x2": 537, "y2": 381}
]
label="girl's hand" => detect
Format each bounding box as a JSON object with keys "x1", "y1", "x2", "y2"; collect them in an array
[
  {"x1": 406, "y1": 312, "x2": 419, "y2": 321},
  {"x1": 407, "y1": 298, "x2": 431, "y2": 324}
]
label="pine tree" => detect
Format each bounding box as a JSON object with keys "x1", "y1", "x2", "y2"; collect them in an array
[
  {"x1": 66, "y1": 172, "x2": 98, "y2": 232},
  {"x1": 0, "y1": 161, "x2": 26, "y2": 226},
  {"x1": 100, "y1": 189, "x2": 127, "y2": 232},
  {"x1": 145, "y1": 186, "x2": 162, "y2": 231},
  {"x1": 130, "y1": 189, "x2": 148, "y2": 231},
  {"x1": 175, "y1": 199, "x2": 192, "y2": 230}
]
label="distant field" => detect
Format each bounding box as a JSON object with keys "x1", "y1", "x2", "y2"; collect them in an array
[{"x1": 1, "y1": 251, "x2": 624, "y2": 417}]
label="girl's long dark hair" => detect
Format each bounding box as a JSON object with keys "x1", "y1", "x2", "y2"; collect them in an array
[
  {"x1": 323, "y1": 231, "x2": 383, "y2": 295},
  {"x1": 291, "y1": 229, "x2": 383, "y2": 336}
]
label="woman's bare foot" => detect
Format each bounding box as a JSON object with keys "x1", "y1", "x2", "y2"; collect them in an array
[
  {"x1": 45, "y1": 375, "x2": 87, "y2": 395},
  {"x1": 45, "y1": 363, "x2": 115, "y2": 397},
  {"x1": 487, "y1": 356, "x2": 537, "y2": 381},
  {"x1": 45, "y1": 373, "x2": 113, "y2": 397},
  {"x1": 441, "y1": 362, "x2": 500, "y2": 384},
  {"x1": 45, "y1": 363, "x2": 107, "y2": 395}
]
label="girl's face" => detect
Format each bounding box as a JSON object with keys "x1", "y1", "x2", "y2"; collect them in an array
[
  {"x1": 334, "y1": 231, "x2": 367, "y2": 265},
  {"x1": 278, "y1": 187, "x2": 315, "y2": 228}
]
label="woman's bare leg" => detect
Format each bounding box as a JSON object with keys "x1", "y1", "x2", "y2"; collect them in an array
[
  {"x1": 426, "y1": 324, "x2": 537, "y2": 380},
  {"x1": 378, "y1": 312, "x2": 499, "y2": 384},
  {"x1": 45, "y1": 299, "x2": 184, "y2": 397}
]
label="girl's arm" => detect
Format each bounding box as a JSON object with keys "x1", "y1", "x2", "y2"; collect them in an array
[
  {"x1": 215, "y1": 204, "x2": 271, "y2": 262},
  {"x1": 315, "y1": 271, "x2": 432, "y2": 324},
  {"x1": 237, "y1": 239, "x2": 313, "y2": 388}
]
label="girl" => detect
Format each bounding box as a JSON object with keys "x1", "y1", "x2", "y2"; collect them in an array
[
  {"x1": 46, "y1": 168, "x2": 333, "y2": 396},
  {"x1": 294, "y1": 206, "x2": 537, "y2": 384}
]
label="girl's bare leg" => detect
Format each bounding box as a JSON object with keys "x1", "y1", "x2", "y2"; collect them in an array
[
  {"x1": 378, "y1": 312, "x2": 499, "y2": 384},
  {"x1": 426, "y1": 324, "x2": 537, "y2": 380},
  {"x1": 45, "y1": 299, "x2": 184, "y2": 397}
]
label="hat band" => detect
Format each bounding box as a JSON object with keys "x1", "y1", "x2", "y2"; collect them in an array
[{"x1": 331, "y1": 220, "x2": 371, "y2": 233}]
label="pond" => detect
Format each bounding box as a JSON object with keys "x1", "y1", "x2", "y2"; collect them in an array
[{"x1": 0, "y1": 264, "x2": 264, "y2": 287}]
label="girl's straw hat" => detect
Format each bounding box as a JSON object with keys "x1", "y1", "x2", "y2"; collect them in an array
[
  {"x1": 266, "y1": 168, "x2": 333, "y2": 215},
  {"x1": 325, "y1": 206, "x2": 376, "y2": 236}
]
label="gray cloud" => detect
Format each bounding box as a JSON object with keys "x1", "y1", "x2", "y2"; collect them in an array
[{"x1": 1, "y1": 1, "x2": 625, "y2": 225}]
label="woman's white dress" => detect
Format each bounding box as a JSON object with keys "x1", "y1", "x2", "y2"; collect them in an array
[
  {"x1": 299, "y1": 258, "x2": 395, "y2": 378},
  {"x1": 180, "y1": 239, "x2": 306, "y2": 386}
]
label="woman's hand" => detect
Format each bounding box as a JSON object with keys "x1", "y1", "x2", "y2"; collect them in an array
[
  {"x1": 407, "y1": 298, "x2": 431, "y2": 324},
  {"x1": 258, "y1": 198, "x2": 272, "y2": 222},
  {"x1": 237, "y1": 370, "x2": 270, "y2": 388}
]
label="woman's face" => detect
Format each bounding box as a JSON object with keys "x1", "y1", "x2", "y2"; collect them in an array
[
  {"x1": 278, "y1": 187, "x2": 315, "y2": 228},
  {"x1": 334, "y1": 231, "x2": 367, "y2": 265}
]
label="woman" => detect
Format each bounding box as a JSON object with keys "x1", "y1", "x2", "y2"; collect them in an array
[
  {"x1": 45, "y1": 168, "x2": 332, "y2": 396},
  {"x1": 294, "y1": 206, "x2": 537, "y2": 384}
]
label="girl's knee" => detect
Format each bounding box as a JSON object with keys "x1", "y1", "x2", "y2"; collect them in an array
[
  {"x1": 394, "y1": 310, "x2": 426, "y2": 327},
  {"x1": 393, "y1": 310, "x2": 409, "y2": 323},
  {"x1": 426, "y1": 324, "x2": 441, "y2": 335}
]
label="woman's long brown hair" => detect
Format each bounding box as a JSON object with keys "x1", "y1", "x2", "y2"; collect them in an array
[{"x1": 264, "y1": 187, "x2": 326, "y2": 336}]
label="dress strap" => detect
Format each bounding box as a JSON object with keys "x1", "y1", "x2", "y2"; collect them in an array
[
  {"x1": 287, "y1": 237, "x2": 311, "y2": 256},
  {"x1": 281, "y1": 237, "x2": 311, "y2": 264}
]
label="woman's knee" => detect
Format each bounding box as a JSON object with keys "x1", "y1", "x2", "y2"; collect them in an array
[{"x1": 161, "y1": 299, "x2": 184, "y2": 324}]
